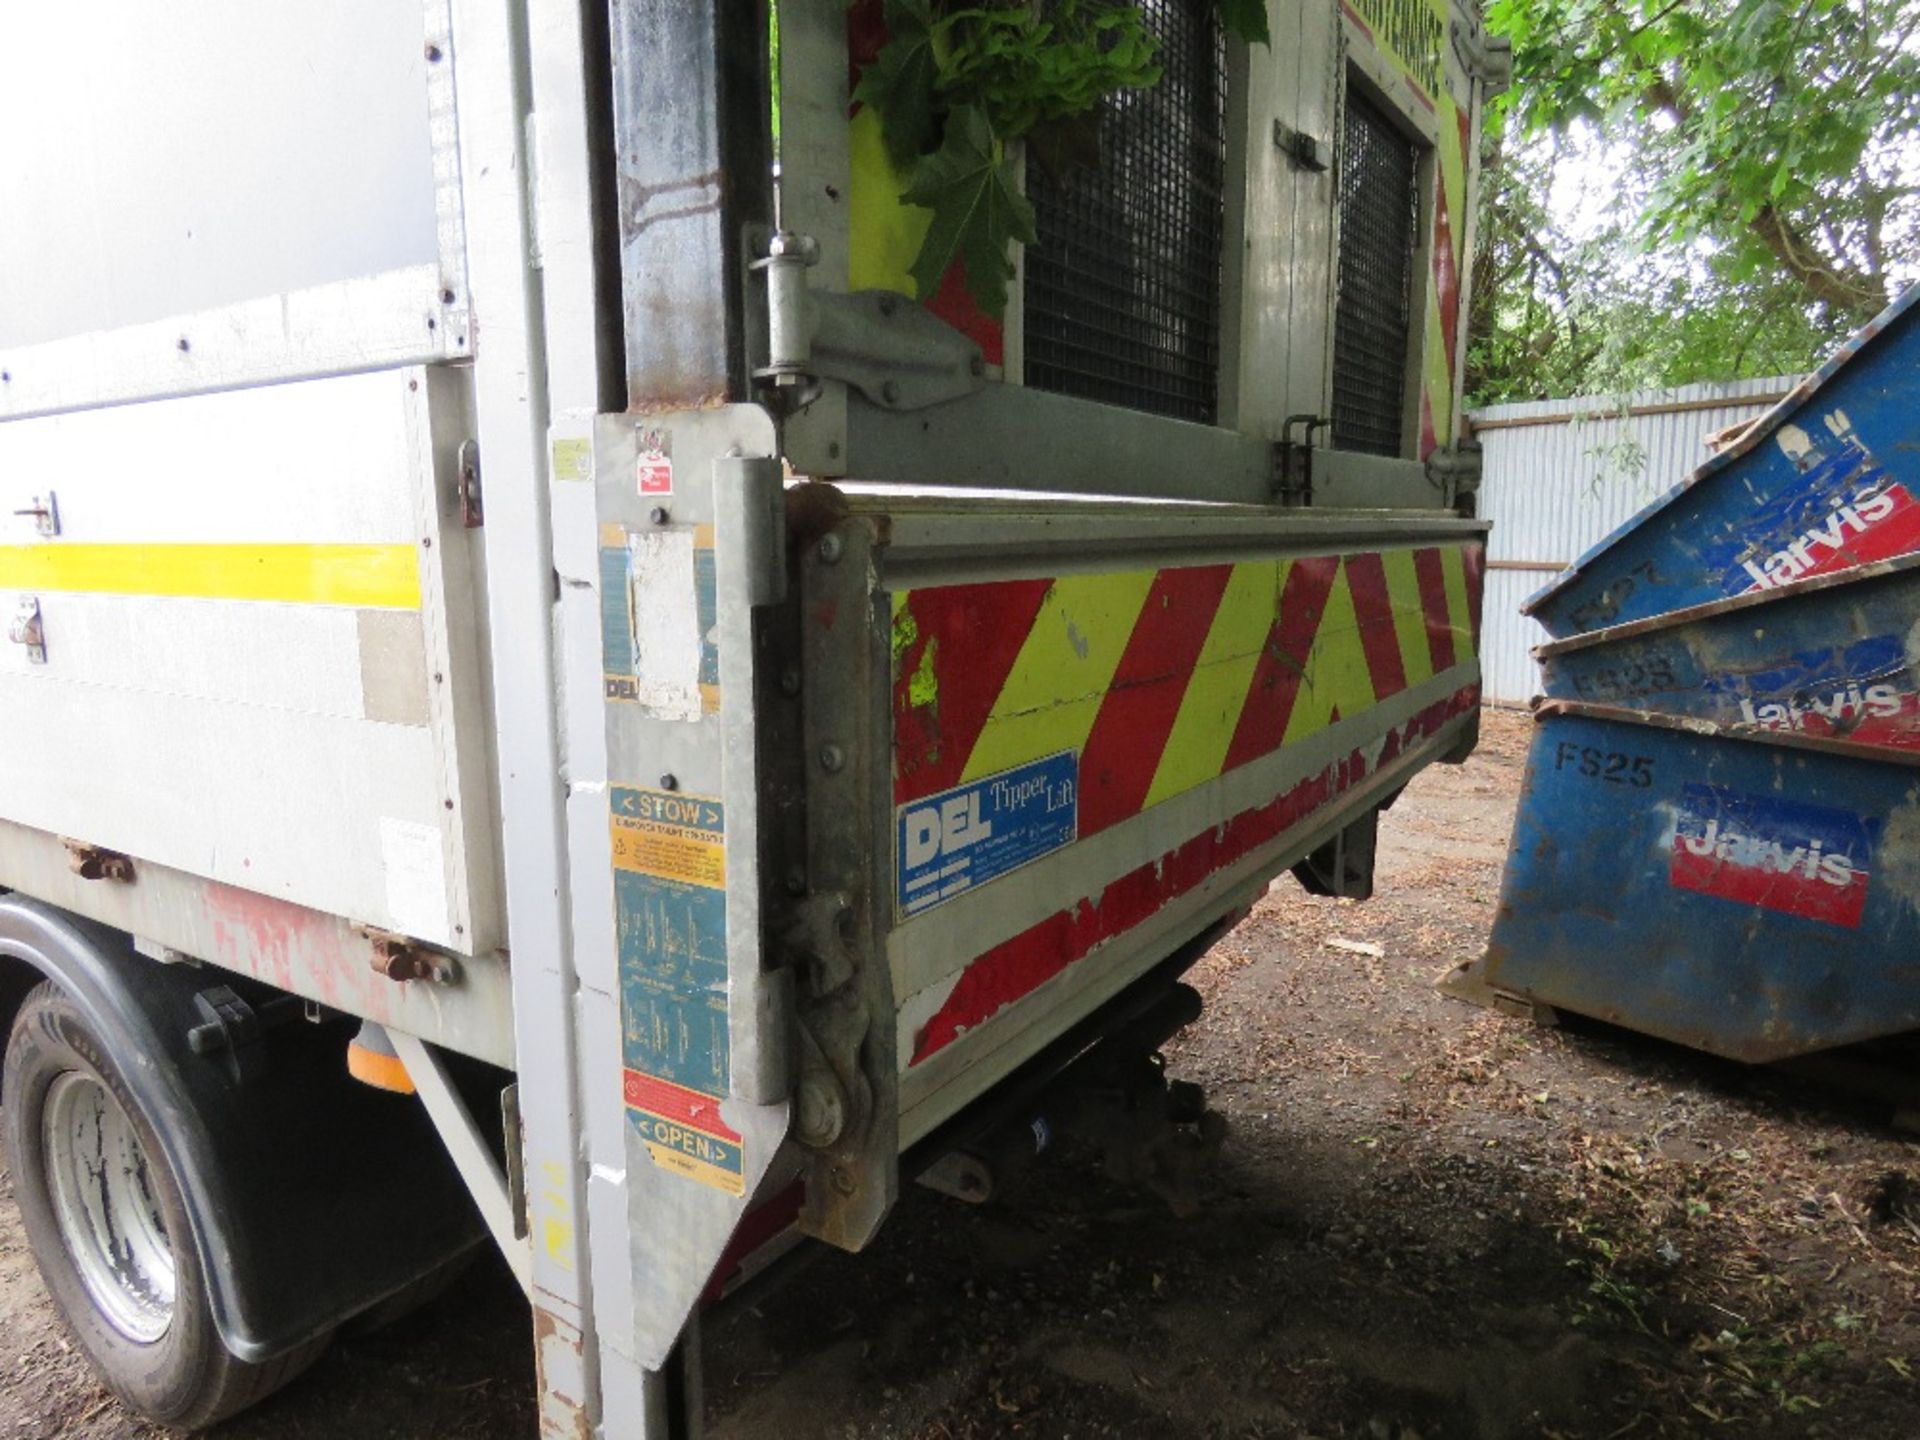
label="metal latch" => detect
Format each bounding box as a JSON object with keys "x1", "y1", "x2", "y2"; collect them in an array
[
  {"x1": 10, "y1": 490, "x2": 59, "y2": 536},
  {"x1": 63, "y1": 839, "x2": 134, "y2": 882},
  {"x1": 457, "y1": 439, "x2": 483, "y2": 528},
  {"x1": 364, "y1": 928, "x2": 460, "y2": 985},
  {"x1": 1274, "y1": 120, "x2": 1329, "y2": 173},
  {"x1": 9, "y1": 595, "x2": 45, "y2": 663},
  {"x1": 751, "y1": 229, "x2": 986, "y2": 412}
]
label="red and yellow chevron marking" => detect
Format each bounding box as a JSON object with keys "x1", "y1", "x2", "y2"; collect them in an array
[
  {"x1": 909, "y1": 685, "x2": 1479, "y2": 1065},
  {"x1": 891, "y1": 542, "x2": 1484, "y2": 825}
]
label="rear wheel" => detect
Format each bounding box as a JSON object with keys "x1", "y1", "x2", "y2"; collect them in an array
[{"x1": 4, "y1": 981, "x2": 329, "y2": 1429}]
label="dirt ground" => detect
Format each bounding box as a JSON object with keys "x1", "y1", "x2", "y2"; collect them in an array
[{"x1": 5, "y1": 707, "x2": 1918, "y2": 1439}]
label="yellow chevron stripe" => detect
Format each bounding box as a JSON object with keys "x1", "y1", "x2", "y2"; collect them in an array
[
  {"x1": 1283, "y1": 566, "x2": 1377, "y2": 745},
  {"x1": 0, "y1": 542, "x2": 421, "y2": 609},
  {"x1": 1381, "y1": 549, "x2": 1436, "y2": 689},
  {"x1": 1439, "y1": 545, "x2": 1476, "y2": 661},
  {"x1": 1141, "y1": 560, "x2": 1281, "y2": 809},
  {"x1": 960, "y1": 569, "x2": 1156, "y2": 782}
]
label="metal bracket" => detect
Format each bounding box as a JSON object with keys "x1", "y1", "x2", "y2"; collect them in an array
[
  {"x1": 1274, "y1": 415, "x2": 1332, "y2": 505},
  {"x1": 456, "y1": 439, "x2": 483, "y2": 528},
  {"x1": 10, "y1": 490, "x2": 59, "y2": 536},
  {"x1": 9, "y1": 595, "x2": 45, "y2": 663},
  {"x1": 1273, "y1": 119, "x2": 1329, "y2": 173},
  {"x1": 752, "y1": 229, "x2": 986, "y2": 413},
  {"x1": 1426, "y1": 441, "x2": 1484, "y2": 510},
  {"x1": 186, "y1": 985, "x2": 303, "y2": 1085},
  {"x1": 363, "y1": 929, "x2": 460, "y2": 985},
  {"x1": 63, "y1": 839, "x2": 133, "y2": 882},
  {"x1": 1451, "y1": 19, "x2": 1514, "y2": 89}
]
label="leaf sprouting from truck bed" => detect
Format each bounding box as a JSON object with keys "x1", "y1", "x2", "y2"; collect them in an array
[{"x1": 900, "y1": 104, "x2": 1037, "y2": 315}]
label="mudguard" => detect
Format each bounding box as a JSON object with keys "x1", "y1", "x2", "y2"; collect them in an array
[{"x1": 0, "y1": 896, "x2": 484, "y2": 1362}]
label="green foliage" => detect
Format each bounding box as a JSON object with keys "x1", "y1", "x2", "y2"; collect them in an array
[
  {"x1": 853, "y1": 0, "x2": 942, "y2": 165},
  {"x1": 1213, "y1": 0, "x2": 1272, "y2": 48},
  {"x1": 899, "y1": 104, "x2": 1040, "y2": 313},
  {"x1": 1486, "y1": 0, "x2": 1919, "y2": 321},
  {"x1": 1465, "y1": 128, "x2": 1847, "y2": 404},
  {"x1": 855, "y1": 0, "x2": 1268, "y2": 313}
]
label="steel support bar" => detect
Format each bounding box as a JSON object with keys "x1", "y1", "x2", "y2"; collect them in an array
[{"x1": 392, "y1": 1030, "x2": 532, "y2": 1294}]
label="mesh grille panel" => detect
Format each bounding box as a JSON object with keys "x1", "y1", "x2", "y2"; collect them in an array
[
  {"x1": 1024, "y1": 0, "x2": 1227, "y2": 425},
  {"x1": 1332, "y1": 87, "x2": 1419, "y2": 457}
]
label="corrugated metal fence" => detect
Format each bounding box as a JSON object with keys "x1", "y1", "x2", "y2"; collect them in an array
[{"x1": 1469, "y1": 376, "x2": 1799, "y2": 705}]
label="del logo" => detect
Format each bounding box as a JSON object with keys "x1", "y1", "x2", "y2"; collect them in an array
[
  {"x1": 1735, "y1": 412, "x2": 1920, "y2": 593},
  {"x1": 1668, "y1": 783, "x2": 1877, "y2": 929},
  {"x1": 898, "y1": 752, "x2": 1078, "y2": 917}
]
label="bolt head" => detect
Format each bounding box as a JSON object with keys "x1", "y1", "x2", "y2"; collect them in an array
[
  {"x1": 817, "y1": 533, "x2": 843, "y2": 564},
  {"x1": 659, "y1": 773, "x2": 678, "y2": 791},
  {"x1": 649, "y1": 506, "x2": 670, "y2": 525},
  {"x1": 797, "y1": 1078, "x2": 846, "y2": 1148},
  {"x1": 779, "y1": 666, "x2": 802, "y2": 696},
  {"x1": 818, "y1": 743, "x2": 845, "y2": 774}
]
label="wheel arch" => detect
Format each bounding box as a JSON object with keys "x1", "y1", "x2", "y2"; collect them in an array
[{"x1": 0, "y1": 894, "x2": 485, "y2": 1363}]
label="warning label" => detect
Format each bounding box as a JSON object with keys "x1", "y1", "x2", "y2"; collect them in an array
[
  {"x1": 611, "y1": 788, "x2": 726, "y2": 887},
  {"x1": 612, "y1": 784, "x2": 739, "y2": 1193}
]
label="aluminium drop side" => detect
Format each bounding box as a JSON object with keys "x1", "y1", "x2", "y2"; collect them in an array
[{"x1": 0, "y1": 2, "x2": 1507, "y2": 1435}]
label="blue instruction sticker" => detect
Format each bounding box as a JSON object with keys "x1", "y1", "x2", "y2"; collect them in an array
[{"x1": 897, "y1": 752, "x2": 1078, "y2": 918}]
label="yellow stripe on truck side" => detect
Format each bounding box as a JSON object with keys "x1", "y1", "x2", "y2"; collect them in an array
[
  {"x1": 959, "y1": 569, "x2": 1157, "y2": 784},
  {"x1": 0, "y1": 543, "x2": 422, "y2": 609}
]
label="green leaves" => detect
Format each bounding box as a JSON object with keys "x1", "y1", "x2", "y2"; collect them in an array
[
  {"x1": 1212, "y1": 0, "x2": 1272, "y2": 48},
  {"x1": 854, "y1": 0, "x2": 1269, "y2": 315},
  {"x1": 851, "y1": 0, "x2": 939, "y2": 166},
  {"x1": 1481, "y1": 0, "x2": 1916, "y2": 343},
  {"x1": 900, "y1": 105, "x2": 1038, "y2": 314}
]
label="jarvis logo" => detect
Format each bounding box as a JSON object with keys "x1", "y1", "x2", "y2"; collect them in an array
[
  {"x1": 1668, "y1": 783, "x2": 1877, "y2": 928},
  {"x1": 897, "y1": 753, "x2": 1078, "y2": 917},
  {"x1": 1735, "y1": 411, "x2": 1920, "y2": 593}
]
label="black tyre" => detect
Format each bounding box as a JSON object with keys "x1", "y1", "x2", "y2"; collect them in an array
[{"x1": 4, "y1": 981, "x2": 329, "y2": 1430}]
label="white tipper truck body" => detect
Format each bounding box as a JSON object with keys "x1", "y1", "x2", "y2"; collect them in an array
[{"x1": 0, "y1": 2, "x2": 1505, "y2": 1433}]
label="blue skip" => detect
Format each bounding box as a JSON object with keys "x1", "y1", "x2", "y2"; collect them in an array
[{"x1": 1458, "y1": 286, "x2": 1920, "y2": 1063}]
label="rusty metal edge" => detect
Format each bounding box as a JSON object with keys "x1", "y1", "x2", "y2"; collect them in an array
[
  {"x1": 1529, "y1": 697, "x2": 1920, "y2": 770},
  {"x1": 1532, "y1": 549, "x2": 1920, "y2": 659}
]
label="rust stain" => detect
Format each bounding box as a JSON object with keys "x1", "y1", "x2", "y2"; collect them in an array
[
  {"x1": 626, "y1": 385, "x2": 730, "y2": 417},
  {"x1": 532, "y1": 1304, "x2": 592, "y2": 1440}
]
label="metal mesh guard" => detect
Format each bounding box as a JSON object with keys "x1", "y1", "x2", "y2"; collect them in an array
[
  {"x1": 1024, "y1": 0, "x2": 1228, "y2": 425},
  {"x1": 1332, "y1": 86, "x2": 1419, "y2": 458}
]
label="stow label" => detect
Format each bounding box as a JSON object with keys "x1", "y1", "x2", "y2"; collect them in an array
[
  {"x1": 898, "y1": 752, "x2": 1078, "y2": 918},
  {"x1": 1729, "y1": 416, "x2": 1920, "y2": 595},
  {"x1": 1668, "y1": 783, "x2": 1878, "y2": 929},
  {"x1": 612, "y1": 785, "x2": 741, "y2": 1193}
]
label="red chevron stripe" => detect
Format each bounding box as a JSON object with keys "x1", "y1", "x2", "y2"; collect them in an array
[
  {"x1": 1343, "y1": 553, "x2": 1409, "y2": 702},
  {"x1": 1413, "y1": 547, "x2": 1456, "y2": 673},
  {"x1": 1075, "y1": 564, "x2": 1234, "y2": 839},
  {"x1": 893, "y1": 578, "x2": 1053, "y2": 807},
  {"x1": 910, "y1": 685, "x2": 1481, "y2": 1065},
  {"x1": 1462, "y1": 542, "x2": 1485, "y2": 650},
  {"x1": 1221, "y1": 555, "x2": 1340, "y2": 773}
]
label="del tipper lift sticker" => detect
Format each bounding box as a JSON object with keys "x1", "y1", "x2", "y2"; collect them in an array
[
  {"x1": 897, "y1": 752, "x2": 1079, "y2": 916},
  {"x1": 612, "y1": 785, "x2": 744, "y2": 1195},
  {"x1": 1669, "y1": 783, "x2": 1879, "y2": 929}
]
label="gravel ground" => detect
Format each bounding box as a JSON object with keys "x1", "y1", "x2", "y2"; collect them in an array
[{"x1": 5, "y1": 707, "x2": 1918, "y2": 1438}]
